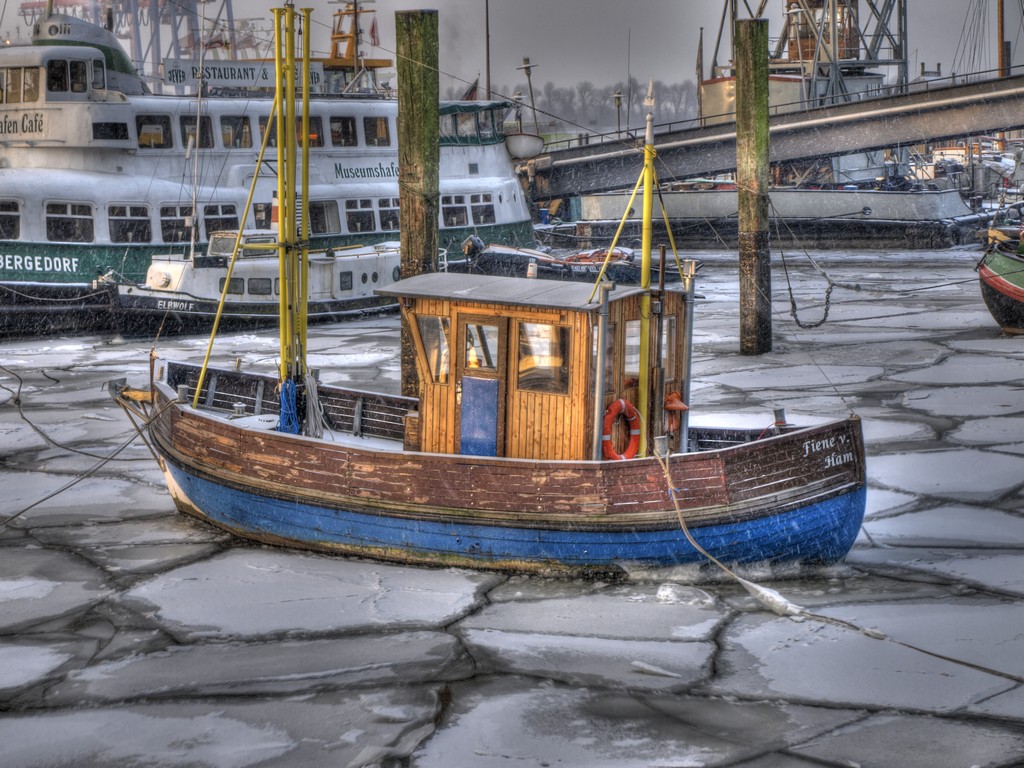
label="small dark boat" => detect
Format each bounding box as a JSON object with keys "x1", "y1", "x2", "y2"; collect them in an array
[
  {"x1": 447, "y1": 240, "x2": 688, "y2": 285},
  {"x1": 977, "y1": 238, "x2": 1024, "y2": 333}
]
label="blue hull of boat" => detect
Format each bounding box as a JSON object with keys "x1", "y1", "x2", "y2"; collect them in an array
[{"x1": 165, "y1": 460, "x2": 866, "y2": 570}]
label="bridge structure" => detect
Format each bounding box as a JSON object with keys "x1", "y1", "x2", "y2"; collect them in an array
[{"x1": 530, "y1": 74, "x2": 1024, "y2": 201}]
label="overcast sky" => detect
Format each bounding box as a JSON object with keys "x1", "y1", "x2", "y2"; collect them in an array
[
  {"x1": 0, "y1": 0, "x2": 1003, "y2": 102},
  {"x1": 325, "y1": 0, "x2": 1001, "y2": 99}
]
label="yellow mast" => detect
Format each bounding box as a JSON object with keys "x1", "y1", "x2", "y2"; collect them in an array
[
  {"x1": 273, "y1": 5, "x2": 312, "y2": 383},
  {"x1": 636, "y1": 85, "x2": 656, "y2": 458}
]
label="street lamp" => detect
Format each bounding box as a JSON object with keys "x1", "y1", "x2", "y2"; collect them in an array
[{"x1": 613, "y1": 91, "x2": 622, "y2": 137}]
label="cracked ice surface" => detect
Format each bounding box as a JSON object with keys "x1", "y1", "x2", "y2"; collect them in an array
[{"x1": 4, "y1": 254, "x2": 1024, "y2": 766}]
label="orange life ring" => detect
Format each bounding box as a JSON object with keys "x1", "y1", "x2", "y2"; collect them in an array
[{"x1": 602, "y1": 398, "x2": 641, "y2": 460}]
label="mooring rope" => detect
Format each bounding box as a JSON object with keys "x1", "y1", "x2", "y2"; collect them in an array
[{"x1": 651, "y1": 439, "x2": 1024, "y2": 686}]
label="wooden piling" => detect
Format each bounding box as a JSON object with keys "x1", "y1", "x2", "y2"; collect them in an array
[
  {"x1": 736, "y1": 18, "x2": 772, "y2": 355},
  {"x1": 396, "y1": 10, "x2": 439, "y2": 397}
]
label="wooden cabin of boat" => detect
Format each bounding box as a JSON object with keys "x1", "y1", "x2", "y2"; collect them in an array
[{"x1": 379, "y1": 271, "x2": 694, "y2": 461}]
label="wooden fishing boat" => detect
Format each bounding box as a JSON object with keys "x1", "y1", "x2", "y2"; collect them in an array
[
  {"x1": 111, "y1": 8, "x2": 866, "y2": 575},
  {"x1": 977, "y1": 239, "x2": 1024, "y2": 333}
]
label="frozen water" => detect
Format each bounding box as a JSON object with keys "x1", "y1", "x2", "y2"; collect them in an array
[
  {"x1": 4, "y1": 253, "x2": 1024, "y2": 766},
  {"x1": 121, "y1": 549, "x2": 502, "y2": 641}
]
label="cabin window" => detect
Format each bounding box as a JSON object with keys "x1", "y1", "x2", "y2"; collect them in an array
[
  {"x1": 257, "y1": 115, "x2": 324, "y2": 148},
  {"x1": 257, "y1": 115, "x2": 277, "y2": 147},
  {"x1": 339, "y1": 271, "x2": 353, "y2": 291},
  {"x1": 662, "y1": 316, "x2": 677, "y2": 377},
  {"x1": 478, "y1": 109, "x2": 497, "y2": 141},
  {"x1": 253, "y1": 202, "x2": 272, "y2": 229},
  {"x1": 624, "y1": 319, "x2": 641, "y2": 381},
  {"x1": 345, "y1": 199, "x2": 374, "y2": 232},
  {"x1": 45, "y1": 60, "x2": 67, "y2": 92},
  {"x1": 69, "y1": 61, "x2": 88, "y2": 93},
  {"x1": 517, "y1": 322, "x2": 570, "y2": 394},
  {"x1": 46, "y1": 202, "x2": 94, "y2": 242},
  {"x1": 221, "y1": 116, "x2": 252, "y2": 148},
  {"x1": 363, "y1": 116, "x2": 390, "y2": 146},
  {"x1": 378, "y1": 198, "x2": 400, "y2": 231},
  {"x1": 181, "y1": 115, "x2": 214, "y2": 149},
  {"x1": 203, "y1": 204, "x2": 238, "y2": 238},
  {"x1": 441, "y1": 195, "x2": 468, "y2": 227},
  {"x1": 304, "y1": 116, "x2": 324, "y2": 147},
  {"x1": 219, "y1": 277, "x2": 243, "y2": 295},
  {"x1": 417, "y1": 315, "x2": 451, "y2": 383},
  {"x1": 159, "y1": 204, "x2": 194, "y2": 243},
  {"x1": 93, "y1": 122, "x2": 130, "y2": 140},
  {"x1": 3, "y1": 67, "x2": 40, "y2": 103},
  {"x1": 591, "y1": 321, "x2": 615, "y2": 390},
  {"x1": 248, "y1": 278, "x2": 273, "y2": 296},
  {"x1": 456, "y1": 111, "x2": 477, "y2": 140},
  {"x1": 465, "y1": 323, "x2": 499, "y2": 371},
  {"x1": 109, "y1": 205, "x2": 152, "y2": 243},
  {"x1": 471, "y1": 193, "x2": 496, "y2": 225},
  {"x1": 330, "y1": 116, "x2": 357, "y2": 146},
  {"x1": 439, "y1": 114, "x2": 457, "y2": 142},
  {"x1": 23, "y1": 68, "x2": 40, "y2": 102},
  {"x1": 137, "y1": 115, "x2": 172, "y2": 148},
  {"x1": 91, "y1": 60, "x2": 105, "y2": 91},
  {"x1": 306, "y1": 200, "x2": 340, "y2": 234},
  {"x1": 0, "y1": 201, "x2": 20, "y2": 239}
]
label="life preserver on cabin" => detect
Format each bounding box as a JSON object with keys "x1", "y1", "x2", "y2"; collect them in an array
[{"x1": 602, "y1": 398, "x2": 641, "y2": 460}]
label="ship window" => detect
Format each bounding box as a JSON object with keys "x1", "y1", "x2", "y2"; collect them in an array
[
  {"x1": 304, "y1": 116, "x2": 324, "y2": 147},
  {"x1": 662, "y1": 316, "x2": 677, "y2": 376},
  {"x1": 465, "y1": 322, "x2": 498, "y2": 371},
  {"x1": 93, "y1": 122, "x2": 129, "y2": 140},
  {"x1": 441, "y1": 195, "x2": 468, "y2": 227},
  {"x1": 257, "y1": 115, "x2": 277, "y2": 147},
  {"x1": 159, "y1": 204, "x2": 194, "y2": 243},
  {"x1": 46, "y1": 202, "x2": 94, "y2": 243},
  {"x1": 3, "y1": 68, "x2": 22, "y2": 103},
  {"x1": 0, "y1": 200, "x2": 20, "y2": 239},
  {"x1": 219, "y1": 277, "x2": 243, "y2": 295},
  {"x1": 471, "y1": 193, "x2": 495, "y2": 225},
  {"x1": 378, "y1": 198, "x2": 400, "y2": 231},
  {"x1": 23, "y1": 68, "x2": 39, "y2": 102},
  {"x1": 363, "y1": 116, "x2": 390, "y2": 146},
  {"x1": 330, "y1": 116, "x2": 357, "y2": 146},
  {"x1": 624, "y1": 319, "x2": 641, "y2": 380},
  {"x1": 306, "y1": 200, "x2": 340, "y2": 234},
  {"x1": 221, "y1": 115, "x2": 252, "y2": 148},
  {"x1": 518, "y1": 322, "x2": 569, "y2": 394},
  {"x1": 46, "y1": 60, "x2": 67, "y2": 92},
  {"x1": 417, "y1": 315, "x2": 450, "y2": 383},
  {"x1": 478, "y1": 109, "x2": 497, "y2": 141},
  {"x1": 181, "y1": 115, "x2": 214, "y2": 149},
  {"x1": 109, "y1": 204, "x2": 152, "y2": 243},
  {"x1": 345, "y1": 199, "x2": 374, "y2": 233},
  {"x1": 248, "y1": 278, "x2": 273, "y2": 296},
  {"x1": 339, "y1": 271, "x2": 353, "y2": 291},
  {"x1": 591, "y1": 321, "x2": 615, "y2": 390},
  {"x1": 91, "y1": 60, "x2": 105, "y2": 91},
  {"x1": 69, "y1": 60, "x2": 88, "y2": 93},
  {"x1": 203, "y1": 204, "x2": 239, "y2": 238},
  {"x1": 254, "y1": 202, "x2": 272, "y2": 229},
  {"x1": 137, "y1": 115, "x2": 172, "y2": 148}
]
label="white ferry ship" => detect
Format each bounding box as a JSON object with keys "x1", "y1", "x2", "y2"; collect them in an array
[{"x1": 0, "y1": 6, "x2": 535, "y2": 333}]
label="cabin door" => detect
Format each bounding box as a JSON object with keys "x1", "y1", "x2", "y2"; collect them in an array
[{"x1": 455, "y1": 316, "x2": 506, "y2": 456}]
